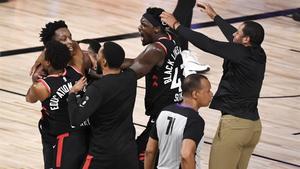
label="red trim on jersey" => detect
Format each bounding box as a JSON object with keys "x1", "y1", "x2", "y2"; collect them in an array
[
  {"x1": 69, "y1": 65, "x2": 83, "y2": 76},
  {"x1": 37, "y1": 79, "x2": 51, "y2": 93},
  {"x1": 41, "y1": 107, "x2": 49, "y2": 115},
  {"x1": 41, "y1": 107, "x2": 49, "y2": 118},
  {"x1": 82, "y1": 154, "x2": 94, "y2": 169},
  {"x1": 158, "y1": 34, "x2": 172, "y2": 40},
  {"x1": 47, "y1": 69, "x2": 67, "y2": 77},
  {"x1": 158, "y1": 37, "x2": 168, "y2": 40},
  {"x1": 56, "y1": 132, "x2": 70, "y2": 168},
  {"x1": 155, "y1": 42, "x2": 167, "y2": 55}
]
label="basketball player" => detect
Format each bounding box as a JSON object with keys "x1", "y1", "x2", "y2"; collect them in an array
[
  {"x1": 79, "y1": 39, "x2": 101, "y2": 71},
  {"x1": 86, "y1": 39, "x2": 101, "y2": 71},
  {"x1": 161, "y1": 2, "x2": 265, "y2": 169},
  {"x1": 26, "y1": 40, "x2": 89, "y2": 169},
  {"x1": 79, "y1": 39, "x2": 103, "y2": 80},
  {"x1": 121, "y1": 7, "x2": 185, "y2": 168},
  {"x1": 68, "y1": 41, "x2": 138, "y2": 169},
  {"x1": 145, "y1": 74, "x2": 212, "y2": 169},
  {"x1": 30, "y1": 20, "x2": 91, "y2": 82}
]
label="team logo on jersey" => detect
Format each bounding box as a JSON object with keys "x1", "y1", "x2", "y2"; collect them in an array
[
  {"x1": 162, "y1": 46, "x2": 183, "y2": 102},
  {"x1": 49, "y1": 82, "x2": 73, "y2": 110},
  {"x1": 163, "y1": 46, "x2": 181, "y2": 85}
]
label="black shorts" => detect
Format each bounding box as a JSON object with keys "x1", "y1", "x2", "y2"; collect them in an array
[
  {"x1": 135, "y1": 116, "x2": 156, "y2": 169},
  {"x1": 39, "y1": 120, "x2": 89, "y2": 169},
  {"x1": 81, "y1": 141, "x2": 138, "y2": 169}
]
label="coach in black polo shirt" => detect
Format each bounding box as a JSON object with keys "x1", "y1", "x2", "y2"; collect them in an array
[{"x1": 161, "y1": 2, "x2": 266, "y2": 169}]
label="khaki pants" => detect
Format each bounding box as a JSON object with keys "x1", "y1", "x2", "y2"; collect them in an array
[{"x1": 209, "y1": 115, "x2": 262, "y2": 169}]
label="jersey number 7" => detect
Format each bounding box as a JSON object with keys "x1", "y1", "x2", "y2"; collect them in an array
[{"x1": 166, "y1": 116, "x2": 176, "y2": 135}]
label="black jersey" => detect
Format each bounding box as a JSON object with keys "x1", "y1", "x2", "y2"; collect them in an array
[
  {"x1": 145, "y1": 35, "x2": 184, "y2": 118},
  {"x1": 150, "y1": 104, "x2": 205, "y2": 169},
  {"x1": 39, "y1": 66, "x2": 86, "y2": 135}
]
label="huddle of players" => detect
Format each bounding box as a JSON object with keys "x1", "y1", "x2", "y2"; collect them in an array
[
  {"x1": 26, "y1": 7, "x2": 208, "y2": 169},
  {"x1": 26, "y1": 2, "x2": 266, "y2": 169}
]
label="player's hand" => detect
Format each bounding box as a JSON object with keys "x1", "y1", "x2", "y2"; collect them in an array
[
  {"x1": 197, "y1": 2, "x2": 217, "y2": 19},
  {"x1": 30, "y1": 50, "x2": 46, "y2": 76},
  {"x1": 29, "y1": 62, "x2": 40, "y2": 76},
  {"x1": 160, "y1": 12, "x2": 180, "y2": 30},
  {"x1": 70, "y1": 77, "x2": 87, "y2": 94}
]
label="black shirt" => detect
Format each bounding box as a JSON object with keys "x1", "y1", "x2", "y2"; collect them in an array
[
  {"x1": 176, "y1": 15, "x2": 266, "y2": 120},
  {"x1": 145, "y1": 35, "x2": 185, "y2": 119},
  {"x1": 68, "y1": 69, "x2": 137, "y2": 157}
]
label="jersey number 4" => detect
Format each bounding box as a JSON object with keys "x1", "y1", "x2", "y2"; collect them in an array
[
  {"x1": 170, "y1": 67, "x2": 182, "y2": 92},
  {"x1": 166, "y1": 116, "x2": 176, "y2": 135}
]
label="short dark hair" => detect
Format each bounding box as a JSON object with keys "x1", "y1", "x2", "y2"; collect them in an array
[
  {"x1": 89, "y1": 40, "x2": 101, "y2": 54},
  {"x1": 144, "y1": 7, "x2": 167, "y2": 31},
  {"x1": 40, "y1": 20, "x2": 68, "y2": 45},
  {"x1": 80, "y1": 39, "x2": 101, "y2": 54},
  {"x1": 242, "y1": 21, "x2": 265, "y2": 46},
  {"x1": 44, "y1": 40, "x2": 71, "y2": 70},
  {"x1": 182, "y1": 74, "x2": 208, "y2": 96},
  {"x1": 102, "y1": 41, "x2": 125, "y2": 68}
]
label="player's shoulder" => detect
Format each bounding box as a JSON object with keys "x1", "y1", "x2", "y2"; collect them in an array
[{"x1": 146, "y1": 42, "x2": 166, "y2": 54}]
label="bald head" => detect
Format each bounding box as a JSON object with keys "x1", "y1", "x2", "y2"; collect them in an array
[
  {"x1": 182, "y1": 74, "x2": 208, "y2": 97},
  {"x1": 182, "y1": 74, "x2": 212, "y2": 107}
]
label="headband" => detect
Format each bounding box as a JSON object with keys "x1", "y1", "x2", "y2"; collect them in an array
[{"x1": 143, "y1": 13, "x2": 166, "y2": 28}]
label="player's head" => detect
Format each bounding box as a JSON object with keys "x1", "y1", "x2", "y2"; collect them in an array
[
  {"x1": 87, "y1": 39, "x2": 101, "y2": 54},
  {"x1": 97, "y1": 41, "x2": 125, "y2": 69},
  {"x1": 138, "y1": 7, "x2": 168, "y2": 46},
  {"x1": 182, "y1": 74, "x2": 212, "y2": 107},
  {"x1": 233, "y1": 21, "x2": 264, "y2": 46},
  {"x1": 43, "y1": 40, "x2": 71, "y2": 71},
  {"x1": 88, "y1": 40, "x2": 101, "y2": 65},
  {"x1": 40, "y1": 20, "x2": 74, "y2": 52}
]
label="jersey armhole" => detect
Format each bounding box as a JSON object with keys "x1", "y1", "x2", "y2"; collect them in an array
[
  {"x1": 155, "y1": 42, "x2": 167, "y2": 56},
  {"x1": 37, "y1": 79, "x2": 51, "y2": 93},
  {"x1": 69, "y1": 65, "x2": 84, "y2": 76}
]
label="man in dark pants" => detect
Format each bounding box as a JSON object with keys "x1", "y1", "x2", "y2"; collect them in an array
[
  {"x1": 68, "y1": 42, "x2": 138, "y2": 169},
  {"x1": 161, "y1": 2, "x2": 266, "y2": 169},
  {"x1": 121, "y1": 7, "x2": 185, "y2": 169},
  {"x1": 26, "y1": 40, "x2": 89, "y2": 169}
]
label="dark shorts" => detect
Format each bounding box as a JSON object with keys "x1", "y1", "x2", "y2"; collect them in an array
[
  {"x1": 136, "y1": 116, "x2": 156, "y2": 169},
  {"x1": 81, "y1": 141, "x2": 138, "y2": 169},
  {"x1": 39, "y1": 120, "x2": 89, "y2": 169}
]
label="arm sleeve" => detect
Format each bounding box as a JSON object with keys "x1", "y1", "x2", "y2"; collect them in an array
[
  {"x1": 68, "y1": 84, "x2": 103, "y2": 126},
  {"x1": 214, "y1": 15, "x2": 237, "y2": 42},
  {"x1": 149, "y1": 123, "x2": 158, "y2": 140},
  {"x1": 176, "y1": 25, "x2": 245, "y2": 62},
  {"x1": 183, "y1": 118, "x2": 204, "y2": 146}
]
